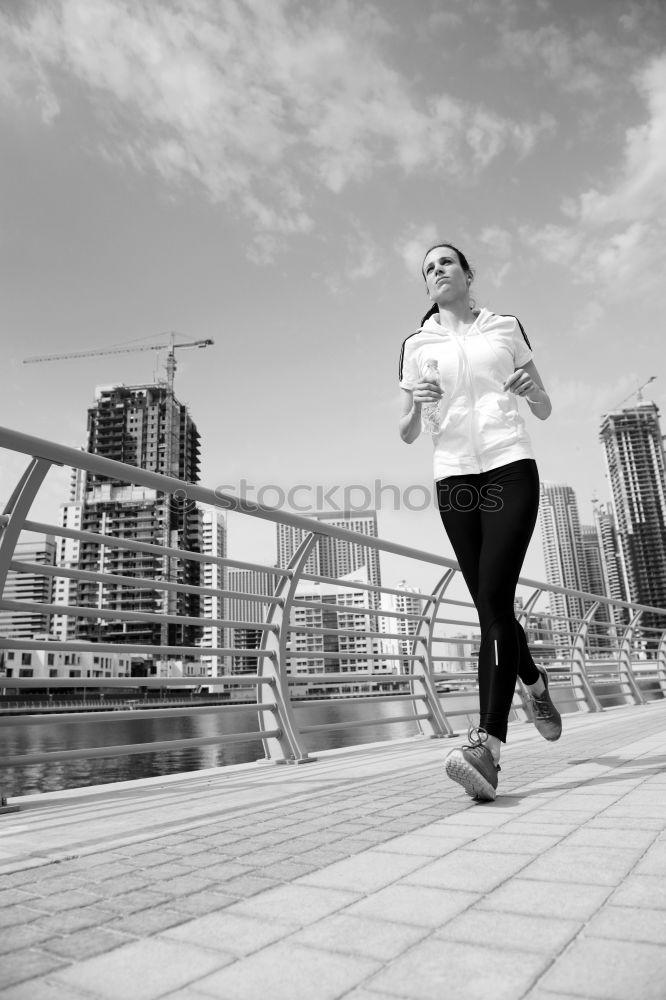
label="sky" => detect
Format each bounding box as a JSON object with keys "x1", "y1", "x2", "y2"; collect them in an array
[{"x1": 1, "y1": 0, "x2": 666, "y2": 601}]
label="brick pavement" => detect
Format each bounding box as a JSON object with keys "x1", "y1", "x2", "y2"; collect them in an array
[{"x1": 1, "y1": 701, "x2": 666, "y2": 999}]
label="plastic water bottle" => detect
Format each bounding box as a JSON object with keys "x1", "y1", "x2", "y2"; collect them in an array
[{"x1": 421, "y1": 359, "x2": 442, "y2": 434}]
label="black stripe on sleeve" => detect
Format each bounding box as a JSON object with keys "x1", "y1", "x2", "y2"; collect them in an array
[
  {"x1": 398, "y1": 331, "x2": 421, "y2": 383},
  {"x1": 501, "y1": 314, "x2": 532, "y2": 350}
]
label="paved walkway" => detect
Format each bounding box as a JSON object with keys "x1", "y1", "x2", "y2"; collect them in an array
[{"x1": 1, "y1": 701, "x2": 666, "y2": 1000}]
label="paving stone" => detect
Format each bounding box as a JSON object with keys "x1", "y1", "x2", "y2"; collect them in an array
[
  {"x1": 540, "y1": 937, "x2": 666, "y2": 999},
  {"x1": 41, "y1": 924, "x2": 133, "y2": 959},
  {"x1": 28, "y1": 888, "x2": 104, "y2": 912},
  {"x1": 35, "y1": 905, "x2": 115, "y2": 934},
  {"x1": 0, "y1": 921, "x2": 54, "y2": 954},
  {"x1": 378, "y1": 830, "x2": 475, "y2": 857},
  {"x1": 563, "y1": 825, "x2": 659, "y2": 850},
  {"x1": 0, "y1": 887, "x2": 41, "y2": 907},
  {"x1": 0, "y1": 947, "x2": 67, "y2": 990},
  {"x1": 608, "y1": 874, "x2": 666, "y2": 910},
  {"x1": 633, "y1": 842, "x2": 666, "y2": 876},
  {"x1": 347, "y1": 884, "x2": 479, "y2": 927},
  {"x1": 404, "y1": 849, "x2": 533, "y2": 893},
  {"x1": 463, "y1": 831, "x2": 564, "y2": 855},
  {"x1": 0, "y1": 903, "x2": 43, "y2": 928},
  {"x1": 226, "y1": 883, "x2": 359, "y2": 927},
  {"x1": 366, "y1": 938, "x2": 548, "y2": 1000},
  {"x1": 0, "y1": 978, "x2": 89, "y2": 1000},
  {"x1": 51, "y1": 936, "x2": 233, "y2": 999},
  {"x1": 518, "y1": 844, "x2": 638, "y2": 886},
  {"x1": 432, "y1": 906, "x2": 580, "y2": 954},
  {"x1": 107, "y1": 903, "x2": 193, "y2": 936},
  {"x1": 167, "y1": 888, "x2": 237, "y2": 916},
  {"x1": 218, "y1": 873, "x2": 281, "y2": 898},
  {"x1": 193, "y1": 940, "x2": 379, "y2": 1000},
  {"x1": 296, "y1": 849, "x2": 430, "y2": 894},
  {"x1": 96, "y1": 887, "x2": 172, "y2": 915},
  {"x1": 291, "y1": 912, "x2": 429, "y2": 961},
  {"x1": 160, "y1": 910, "x2": 293, "y2": 955},
  {"x1": 477, "y1": 878, "x2": 612, "y2": 920},
  {"x1": 582, "y1": 904, "x2": 666, "y2": 945}
]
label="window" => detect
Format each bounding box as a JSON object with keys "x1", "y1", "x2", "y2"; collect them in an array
[
  {"x1": 7, "y1": 652, "x2": 14, "y2": 660},
  {"x1": 49, "y1": 669, "x2": 58, "y2": 678},
  {"x1": 19, "y1": 668, "x2": 33, "y2": 678},
  {"x1": 47, "y1": 653, "x2": 55, "y2": 665},
  {"x1": 21, "y1": 653, "x2": 32, "y2": 666},
  {"x1": 69, "y1": 670, "x2": 81, "y2": 678},
  {"x1": 93, "y1": 656, "x2": 99, "y2": 665}
]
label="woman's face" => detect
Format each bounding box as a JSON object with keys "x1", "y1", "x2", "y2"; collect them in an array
[{"x1": 422, "y1": 246, "x2": 469, "y2": 305}]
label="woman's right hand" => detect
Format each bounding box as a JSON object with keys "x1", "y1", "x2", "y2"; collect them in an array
[{"x1": 411, "y1": 377, "x2": 443, "y2": 406}]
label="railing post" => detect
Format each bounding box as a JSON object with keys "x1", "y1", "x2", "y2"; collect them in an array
[
  {"x1": 410, "y1": 569, "x2": 456, "y2": 737},
  {"x1": 515, "y1": 588, "x2": 544, "y2": 720},
  {"x1": 0, "y1": 457, "x2": 53, "y2": 813},
  {"x1": 570, "y1": 601, "x2": 603, "y2": 713},
  {"x1": 257, "y1": 533, "x2": 317, "y2": 763},
  {"x1": 618, "y1": 611, "x2": 646, "y2": 705},
  {"x1": 656, "y1": 631, "x2": 666, "y2": 696}
]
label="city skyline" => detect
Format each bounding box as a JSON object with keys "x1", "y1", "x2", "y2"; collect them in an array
[{"x1": 1, "y1": 0, "x2": 666, "y2": 595}]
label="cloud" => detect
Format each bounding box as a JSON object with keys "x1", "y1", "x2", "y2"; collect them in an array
[
  {"x1": 395, "y1": 223, "x2": 440, "y2": 276},
  {"x1": 0, "y1": 0, "x2": 549, "y2": 238},
  {"x1": 522, "y1": 53, "x2": 666, "y2": 301}
]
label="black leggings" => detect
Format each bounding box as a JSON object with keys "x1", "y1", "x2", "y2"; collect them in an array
[{"x1": 436, "y1": 458, "x2": 541, "y2": 742}]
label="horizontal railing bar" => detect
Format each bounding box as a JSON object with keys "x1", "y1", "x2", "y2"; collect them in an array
[
  {"x1": 289, "y1": 600, "x2": 424, "y2": 622},
  {"x1": 292, "y1": 693, "x2": 424, "y2": 708},
  {"x1": 10, "y1": 560, "x2": 228, "y2": 601},
  {"x1": 0, "y1": 729, "x2": 278, "y2": 768},
  {"x1": 0, "y1": 637, "x2": 274, "y2": 658},
  {"x1": 433, "y1": 618, "x2": 480, "y2": 629},
  {"x1": 298, "y1": 713, "x2": 430, "y2": 734},
  {"x1": 0, "y1": 597, "x2": 272, "y2": 634},
  {"x1": 288, "y1": 673, "x2": 414, "y2": 684},
  {"x1": 298, "y1": 573, "x2": 443, "y2": 604},
  {"x1": 286, "y1": 624, "x2": 427, "y2": 644},
  {"x1": 0, "y1": 675, "x2": 268, "y2": 689},
  {"x1": 283, "y1": 650, "x2": 422, "y2": 660},
  {"x1": 0, "y1": 702, "x2": 276, "y2": 727}
]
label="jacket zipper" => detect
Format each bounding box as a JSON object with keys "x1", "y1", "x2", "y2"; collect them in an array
[{"x1": 456, "y1": 334, "x2": 481, "y2": 468}]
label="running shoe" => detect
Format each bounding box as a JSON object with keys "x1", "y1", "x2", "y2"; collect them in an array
[
  {"x1": 529, "y1": 666, "x2": 562, "y2": 742},
  {"x1": 444, "y1": 727, "x2": 500, "y2": 802}
]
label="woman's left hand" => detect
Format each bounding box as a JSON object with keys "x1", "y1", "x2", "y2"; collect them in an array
[{"x1": 502, "y1": 369, "x2": 539, "y2": 400}]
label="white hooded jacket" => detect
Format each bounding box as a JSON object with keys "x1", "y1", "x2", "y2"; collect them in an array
[{"x1": 399, "y1": 308, "x2": 536, "y2": 481}]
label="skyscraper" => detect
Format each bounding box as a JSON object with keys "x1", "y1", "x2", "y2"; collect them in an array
[
  {"x1": 538, "y1": 483, "x2": 589, "y2": 649},
  {"x1": 580, "y1": 522, "x2": 612, "y2": 650},
  {"x1": 0, "y1": 535, "x2": 56, "y2": 640},
  {"x1": 599, "y1": 401, "x2": 666, "y2": 636},
  {"x1": 593, "y1": 500, "x2": 629, "y2": 631},
  {"x1": 199, "y1": 509, "x2": 227, "y2": 678},
  {"x1": 276, "y1": 511, "x2": 382, "y2": 600},
  {"x1": 56, "y1": 383, "x2": 203, "y2": 656}
]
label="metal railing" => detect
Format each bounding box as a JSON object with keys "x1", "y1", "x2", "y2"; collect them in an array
[{"x1": 1, "y1": 425, "x2": 665, "y2": 806}]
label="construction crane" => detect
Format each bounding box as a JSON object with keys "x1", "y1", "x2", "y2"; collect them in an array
[
  {"x1": 612, "y1": 375, "x2": 657, "y2": 410},
  {"x1": 23, "y1": 333, "x2": 214, "y2": 397}
]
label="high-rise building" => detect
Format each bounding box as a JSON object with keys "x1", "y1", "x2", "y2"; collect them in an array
[
  {"x1": 600, "y1": 401, "x2": 666, "y2": 637},
  {"x1": 0, "y1": 535, "x2": 56, "y2": 640},
  {"x1": 580, "y1": 522, "x2": 612, "y2": 650},
  {"x1": 227, "y1": 569, "x2": 280, "y2": 674},
  {"x1": 55, "y1": 383, "x2": 203, "y2": 658},
  {"x1": 289, "y1": 568, "x2": 389, "y2": 687},
  {"x1": 593, "y1": 501, "x2": 629, "y2": 631},
  {"x1": 277, "y1": 511, "x2": 382, "y2": 601},
  {"x1": 539, "y1": 483, "x2": 589, "y2": 649},
  {"x1": 379, "y1": 580, "x2": 423, "y2": 672},
  {"x1": 198, "y1": 509, "x2": 227, "y2": 678}
]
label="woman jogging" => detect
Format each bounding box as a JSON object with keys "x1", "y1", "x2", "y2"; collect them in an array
[{"x1": 398, "y1": 242, "x2": 561, "y2": 802}]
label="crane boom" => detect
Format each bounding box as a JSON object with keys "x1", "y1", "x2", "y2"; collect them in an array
[{"x1": 23, "y1": 339, "x2": 213, "y2": 364}]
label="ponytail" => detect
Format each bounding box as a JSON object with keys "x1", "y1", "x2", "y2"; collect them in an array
[{"x1": 420, "y1": 303, "x2": 439, "y2": 326}]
